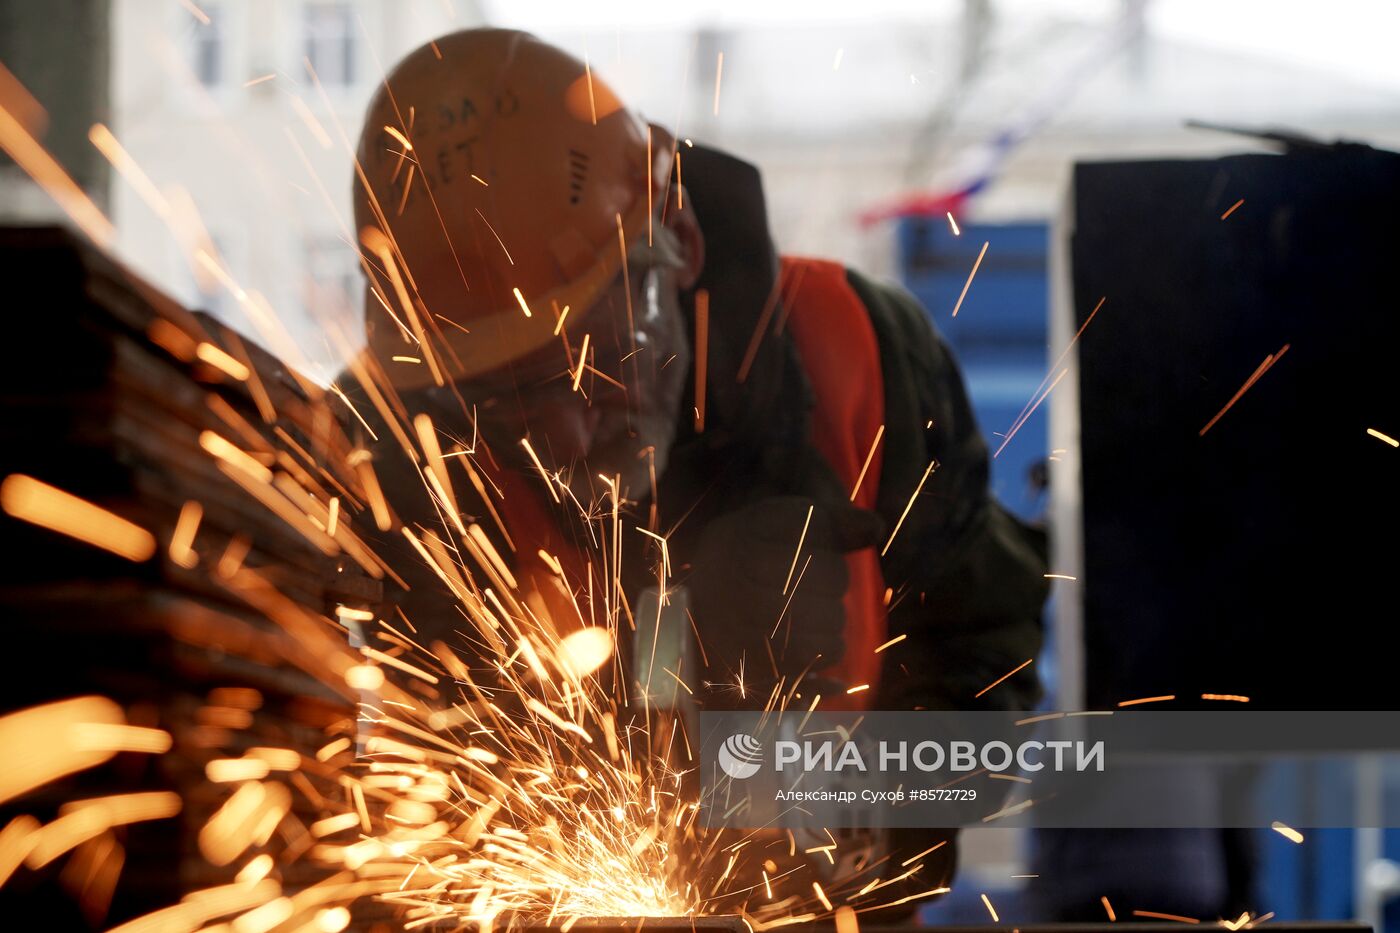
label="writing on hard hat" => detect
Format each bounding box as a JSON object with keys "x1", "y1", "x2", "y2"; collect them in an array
[{"x1": 353, "y1": 28, "x2": 674, "y2": 389}]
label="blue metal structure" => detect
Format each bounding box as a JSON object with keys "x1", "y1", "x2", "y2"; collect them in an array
[{"x1": 895, "y1": 218, "x2": 1050, "y2": 524}]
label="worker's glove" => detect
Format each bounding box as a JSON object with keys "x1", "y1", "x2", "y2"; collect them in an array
[{"x1": 686, "y1": 496, "x2": 884, "y2": 695}]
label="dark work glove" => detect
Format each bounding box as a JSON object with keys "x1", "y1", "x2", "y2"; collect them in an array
[{"x1": 686, "y1": 496, "x2": 884, "y2": 693}]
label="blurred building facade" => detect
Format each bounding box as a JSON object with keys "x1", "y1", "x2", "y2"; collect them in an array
[
  {"x1": 108, "y1": 0, "x2": 473, "y2": 377},
  {"x1": 106, "y1": 1, "x2": 1400, "y2": 380}
]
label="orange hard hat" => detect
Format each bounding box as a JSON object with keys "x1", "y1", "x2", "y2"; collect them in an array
[{"x1": 353, "y1": 28, "x2": 674, "y2": 389}]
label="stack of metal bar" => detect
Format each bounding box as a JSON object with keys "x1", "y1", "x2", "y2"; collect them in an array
[{"x1": 0, "y1": 226, "x2": 396, "y2": 929}]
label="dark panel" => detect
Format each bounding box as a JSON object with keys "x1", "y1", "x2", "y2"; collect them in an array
[{"x1": 1070, "y1": 147, "x2": 1400, "y2": 709}]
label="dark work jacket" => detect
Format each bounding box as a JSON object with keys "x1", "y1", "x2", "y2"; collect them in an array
[{"x1": 641, "y1": 144, "x2": 1048, "y2": 715}]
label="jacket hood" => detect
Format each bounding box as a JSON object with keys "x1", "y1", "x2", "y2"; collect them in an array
[{"x1": 668, "y1": 143, "x2": 812, "y2": 494}]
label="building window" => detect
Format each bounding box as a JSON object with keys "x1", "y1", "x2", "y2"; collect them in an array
[
  {"x1": 304, "y1": 2, "x2": 357, "y2": 89},
  {"x1": 187, "y1": 3, "x2": 226, "y2": 88}
]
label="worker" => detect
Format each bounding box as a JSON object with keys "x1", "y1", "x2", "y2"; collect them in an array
[{"x1": 341, "y1": 28, "x2": 1048, "y2": 903}]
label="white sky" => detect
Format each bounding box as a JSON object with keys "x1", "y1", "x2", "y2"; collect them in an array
[
  {"x1": 483, "y1": 0, "x2": 1400, "y2": 91},
  {"x1": 1149, "y1": 1, "x2": 1400, "y2": 91}
]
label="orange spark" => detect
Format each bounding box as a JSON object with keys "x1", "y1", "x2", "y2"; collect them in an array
[
  {"x1": 557, "y1": 627, "x2": 615, "y2": 681},
  {"x1": 573, "y1": 333, "x2": 591, "y2": 392},
  {"x1": 833, "y1": 905, "x2": 858, "y2": 933},
  {"x1": 217, "y1": 534, "x2": 251, "y2": 578},
  {"x1": 70, "y1": 724, "x2": 171, "y2": 756},
  {"x1": 0, "y1": 817, "x2": 39, "y2": 888},
  {"x1": 0, "y1": 61, "x2": 45, "y2": 138},
  {"x1": 0, "y1": 698, "x2": 143, "y2": 807},
  {"x1": 982, "y1": 799, "x2": 1035, "y2": 823},
  {"x1": 782, "y1": 504, "x2": 815, "y2": 594},
  {"x1": 345, "y1": 665, "x2": 385, "y2": 690},
  {"x1": 1132, "y1": 911, "x2": 1200, "y2": 924},
  {"x1": 951, "y1": 241, "x2": 989, "y2": 317},
  {"x1": 359, "y1": 226, "x2": 446, "y2": 386},
  {"x1": 647, "y1": 126, "x2": 653, "y2": 245},
  {"x1": 995, "y1": 295, "x2": 1106, "y2": 458},
  {"x1": 290, "y1": 95, "x2": 333, "y2": 149},
  {"x1": 882, "y1": 459, "x2": 937, "y2": 556},
  {"x1": 413, "y1": 413, "x2": 462, "y2": 526},
  {"x1": 395, "y1": 163, "x2": 417, "y2": 215},
  {"x1": 513, "y1": 287, "x2": 532, "y2": 318},
  {"x1": 1221, "y1": 198, "x2": 1244, "y2": 220},
  {"x1": 850, "y1": 424, "x2": 884, "y2": 502},
  {"x1": 199, "y1": 431, "x2": 272, "y2": 483},
  {"x1": 196, "y1": 342, "x2": 251, "y2": 381},
  {"x1": 553, "y1": 304, "x2": 572, "y2": 336},
  {"x1": 234, "y1": 854, "x2": 275, "y2": 885},
  {"x1": 1118, "y1": 694, "x2": 1176, "y2": 707},
  {"x1": 477, "y1": 208, "x2": 515, "y2": 265},
  {"x1": 519, "y1": 437, "x2": 560, "y2": 503},
  {"x1": 1202, "y1": 693, "x2": 1250, "y2": 703},
  {"x1": 900, "y1": 839, "x2": 947, "y2": 866},
  {"x1": 712, "y1": 52, "x2": 724, "y2": 116},
  {"x1": 994, "y1": 368, "x2": 1067, "y2": 458},
  {"x1": 874, "y1": 633, "x2": 906, "y2": 653},
  {"x1": 206, "y1": 759, "x2": 270, "y2": 783},
  {"x1": 89, "y1": 124, "x2": 170, "y2": 220},
  {"x1": 177, "y1": 0, "x2": 210, "y2": 24},
  {"x1": 1367, "y1": 428, "x2": 1398, "y2": 447},
  {"x1": 349, "y1": 452, "x2": 392, "y2": 532},
  {"x1": 0, "y1": 99, "x2": 112, "y2": 245},
  {"x1": 1, "y1": 475, "x2": 156, "y2": 562},
  {"x1": 584, "y1": 56, "x2": 598, "y2": 125},
  {"x1": 27, "y1": 792, "x2": 181, "y2": 869},
  {"x1": 974, "y1": 658, "x2": 1034, "y2": 699},
  {"x1": 169, "y1": 500, "x2": 203, "y2": 569},
  {"x1": 315, "y1": 738, "x2": 351, "y2": 763},
  {"x1": 1199, "y1": 344, "x2": 1290, "y2": 437},
  {"x1": 694, "y1": 289, "x2": 710, "y2": 432},
  {"x1": 1102, "y1": 895, "x2": 1117, "y2": 921}
]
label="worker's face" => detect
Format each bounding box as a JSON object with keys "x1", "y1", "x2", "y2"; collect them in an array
[{"x1": 468, "y1": 235, "x2": 691, "y2": 507}]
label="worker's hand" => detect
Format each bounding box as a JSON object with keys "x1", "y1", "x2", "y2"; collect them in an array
[{"x1": 686, "y1": 496, "x2": 884, "y2": 694}]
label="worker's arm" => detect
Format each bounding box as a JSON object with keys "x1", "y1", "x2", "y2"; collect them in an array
[{"x1": 846, "y1": 268, "x2": 1049, "y2": 714}]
